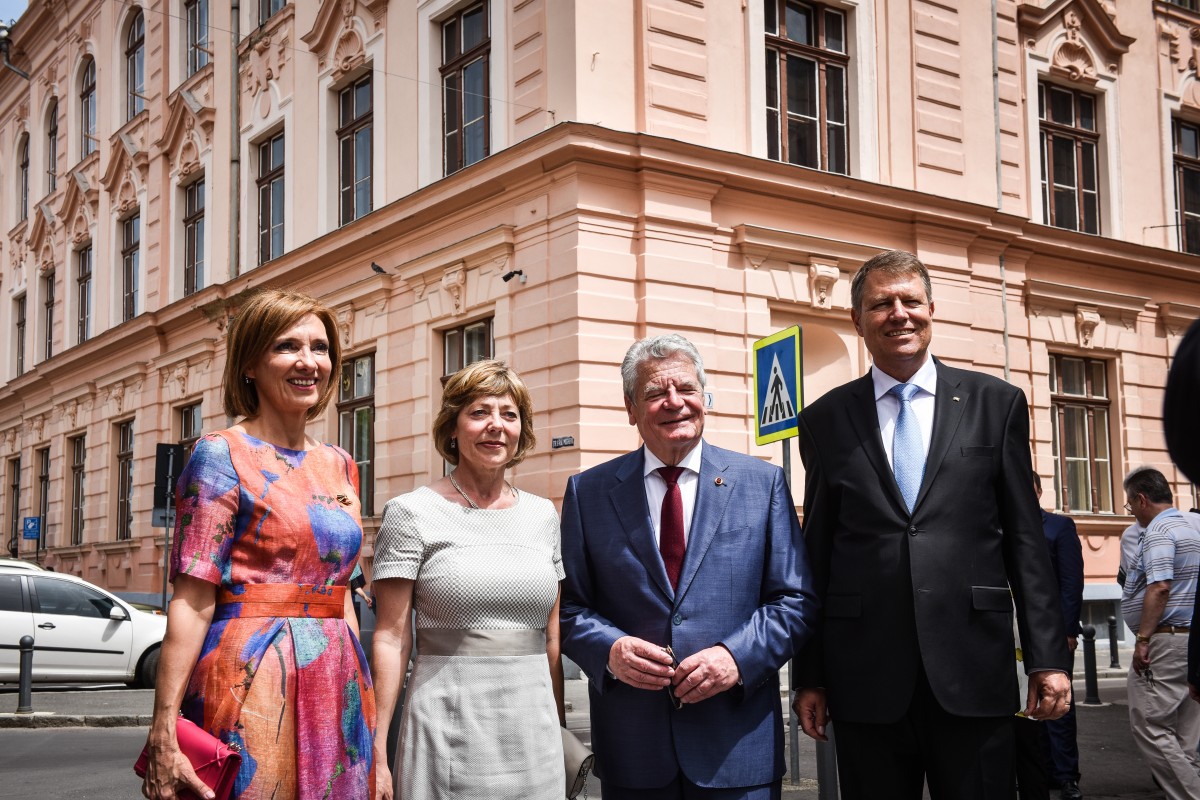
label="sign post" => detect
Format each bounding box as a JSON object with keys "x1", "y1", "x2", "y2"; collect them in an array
[{"x1": 153, "y1": 444, "x2": 188, "y2": 611}]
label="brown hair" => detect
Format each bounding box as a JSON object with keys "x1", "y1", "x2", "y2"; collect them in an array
[
  {"x1": 222, "y1": 288, "x2": 342, "y2": 421},
  {"x1": 433, "y1": 359, "x2": 536, "y2": 467},
  {"x1": 850, "y1": 250, "x2": 933, "y2": 313}
]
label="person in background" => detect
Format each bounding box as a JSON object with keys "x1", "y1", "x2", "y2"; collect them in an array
[
  {"x1": 350, "y1": 565, "x2": 373, "y2": 626},
  {"x1": 141, "y1": 288, "x2": 375, "y2": 800},
  {"x1": 371, "y1": 360, "x2": 565, "y2": 800}
]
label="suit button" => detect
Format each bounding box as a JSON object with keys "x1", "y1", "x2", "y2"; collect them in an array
[
  {"x1": 908, "y1": 526, "x2": 918, "y2": 536},
  {"x1": 672, "y1": 614, "x2": 683, "y2": 626}
]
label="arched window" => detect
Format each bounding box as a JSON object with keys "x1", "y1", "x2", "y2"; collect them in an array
[
  {"x1": 18, "y1": 134, "x2": 29, "y2": 222},
  {"x1": 46, "y1": 101, "x2": 58, "y2": 193},
  {"x1": 126, "y1": 11, "x2": 145, "y2": 119},
  {"x1": 185, "y1": 0, "x2": 209, "y2": 76},
  {"x1": 80, "y1": 57, "x2": 97, "y2": 156}
]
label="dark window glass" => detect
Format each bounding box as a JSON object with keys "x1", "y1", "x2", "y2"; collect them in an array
[
  {"x1": 77, "y1": 246, "x2": 92, "y2": 343},
  {"x1": 0, "y1": 574, "x2": 22, "y2": 612},
  {"x1": 184, "y1": 179, "x2": 205, "y2": 296},
  {"x1": 18, "y1": 134, "x2": 29, "y2": 222},
  {"x1": 441, "y1": 3, "x2": 491, "y2": 175},
  {"x1": 7, "y1": 457, "x2": 21, "y2": 558},
  {"x1": 180, "y1": 403, "x2": 202, "y2": 453},
  {"x1": 1174, "y1": 119, "x2": 1200, "y2": 255},
  {"x1": 257, "y1": 132, "x2": 285, "y2": 263},
  {"x1": 126, "y1": 11, "x2": 145, "y2": 119},
  {"x1": 1049, "y1": 354, "x2": 1113, "y2": 514},
  {"x1": 1038, "y1": 81, "x2": 1100, "y2": 235},
  {"x1": 41, "y1": 271, "x2": 54, "y2": 361},
  {"x1": 186, "y1": 0, "x2": 209, "y2": 76},
  {"x1": 765, "y1": 0, "x2": 849, "y2": 174},
  {"x1": 443, "y1": 318, "x2": 493, "y2": 377},
  {"x1": 33, "y1": 577, "x2": 114, "y2": 618},
  {"x1": 14, "y1": 296, "x2": 26, "y2": 377},
  {"x1": 122, "y1": 215, "x2": 140, "y2": 321},
  {"x1": 337, "y1": 76, "x2": 372, "y2": 225},
  {"x1": 259, "y1": 0, "x2": 285, "y2": 25},
  {"x1": 37, "y1": 447, "x2": 49, "y2": 549},
  {"x1": 70, "y1": 436, "x2": 85, "y2": 545},
  {"x1": 46, "y1": 101, "x2": 58, "y2": 193},
  {"x1": 80, "y1": 58, "x2": 97, "y2": 156},
  {"x1": 338, "y1": 354, "x2": 375, "y2": 517},
  {"x1": 116, "y1": 421, "x2": 134, "y2": 541}
]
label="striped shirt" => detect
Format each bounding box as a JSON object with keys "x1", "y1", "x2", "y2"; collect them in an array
[{"x1": 1121, "y1": 508, "x2": 1200, "y2": 632}]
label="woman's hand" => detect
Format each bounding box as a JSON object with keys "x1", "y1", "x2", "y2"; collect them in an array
[
  {"x1": 373, "y1": 750, "x2": 394, "y2": 800},
  {"x1": 141, "y1": 736, "x2": 214, "y2": 800}
]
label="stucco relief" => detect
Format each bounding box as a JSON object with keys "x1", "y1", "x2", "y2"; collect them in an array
[
  {"x1": 242, "y1": 31, "x2": 290, "y2": 120},
  {"x1": 336, "y1": 306, "x2": 355, "y2": 348},
  {"x1": 807, "y1": 261, "x2": 841, "y2": 310},
  {"x1": 1053, "y1": 12, "x2": 1099, "y2": 82},
  {"x1": 1, "y1": 428, "x2": 16, "y2": 453},
  {"x1": 61, "y1": 399, "x2": 78, "y2": 428},
  {"x1": 108, "y1": 382, "x2": 126, "y2": 414},
  {"x1": 31, "y1": 414, "x2": 45, "y2": 441},
  {"x1": 332, "y1": 29, "x2": 366, "y2": 82},
  {"x1": 1074, "y1": 305, "x2": 1102, "y2": 348},
  {"x1": 302, "y1": 0, "x2": 387, "y2": 73},
  {"x1": 442, "y1": 267, "x2": 467, "y2": 315}
]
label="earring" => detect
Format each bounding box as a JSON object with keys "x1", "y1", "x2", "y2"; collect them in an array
[
  {"x1": 449, "y1": 438, "x2": 457, "y2": 451},
  {"x1": 244, "y1": 376, "x2": 253, "y2": 385}
]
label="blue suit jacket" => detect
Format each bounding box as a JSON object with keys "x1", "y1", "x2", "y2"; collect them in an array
[
  {"x1": 1041, "y1": 510, "x2": 1084, "y2": 638},
  {"x1": 559, "y1": 442, "x2": 818, "y2": 790}
]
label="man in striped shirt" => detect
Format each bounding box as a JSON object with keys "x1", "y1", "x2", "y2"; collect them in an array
[{"x1": 1121, "y1": 466, "x2": 1200, "y2": 799}]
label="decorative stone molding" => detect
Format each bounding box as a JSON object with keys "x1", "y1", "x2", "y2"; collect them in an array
[
  {"x1": 1018, "y1": 0, "x2": 1135, "y2": 84},
  {"x1": 301, "y1": 0, "x2": 387, "y2": 73},
  {"x1": 100, "y1": 132, "x2": 149, "y2": 205},
  {"x1": 158, "y1": 88, "x2": 216, "y2": 177},
  {"x1": 61, "y1": 169, "x2": 98, "y2": 247},
  {"x1": 109, "y1": 382, "x2": 126, "y2": 414},
  {"x1": 807, "y1": 261, "x2": 841, "y2": 310},
  {"x1": 1054, "y1": 13, "x2": 1099, "y2": 82},
  {"x1": 336, "y1": 306, "x2": 355, "y2": 348},
  {"x1": 31, "y1": 414, "x2": 45, "y2": 441},
  {"x1": 61, "y1": 399, "x2": 78, "y2": 428},
  {"x1": 1074, "y1": 305, "x2": 1102, "y2": 348},
  {"x1": 399, "y1": 225, "x2": 515, "y2": 320},
  {"x1": 1158, "y1": 301, "x2": 1200, "y2": 337},
  {"x1": 240, "y1": 8, "x2": 292, "y2": 119},
  {"x1": 1, "y1": 428, "x2": 16, "y2": 452},
  {"x1": 441, "y1": 267, "x2": 466, "y2": 315}
]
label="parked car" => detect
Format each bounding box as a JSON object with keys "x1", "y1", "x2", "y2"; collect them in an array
[
  {"x1": 0, "y1": 558, "x2": 45, "y2": 571},
  {"x1": 0, "y1": 567, "x2": 166, "y2": 687},
  {"x1": 127, "y1": 600, "x2": 165, "y2": 616}
]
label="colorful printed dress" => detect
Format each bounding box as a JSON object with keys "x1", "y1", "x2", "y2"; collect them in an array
[{"x1": 171, "y1": 430, "x2": 375, "y2": 800}]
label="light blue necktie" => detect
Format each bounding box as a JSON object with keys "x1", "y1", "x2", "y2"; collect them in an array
[{"x1": 889, "y1": 383, "x2": 925, "y2": 512}]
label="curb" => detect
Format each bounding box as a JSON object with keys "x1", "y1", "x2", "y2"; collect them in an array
[{"x1": 0, "y1": 713, "x2": 152, "y2": 729}]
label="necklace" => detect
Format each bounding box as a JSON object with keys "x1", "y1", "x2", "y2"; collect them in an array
[{"x1": 449, "y1": 470, "x2": 518, "y2": 510}]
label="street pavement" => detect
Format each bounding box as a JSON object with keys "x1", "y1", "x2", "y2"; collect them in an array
[{"x1": 0, "y1": 655, "x2": 1169, "y2": 799}]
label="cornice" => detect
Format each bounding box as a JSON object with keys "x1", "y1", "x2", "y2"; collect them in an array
[{"x1": 1024, "y1": 278, "x2": 1149, "y2": 318}]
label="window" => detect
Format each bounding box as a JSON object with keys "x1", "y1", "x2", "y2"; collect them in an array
[
  {"x1": 1038, "y1": 82, "x2": 1099, "y2": 235},
  {"x1": 76, "y1": 246, "x2": 92, "y2": 343},
  {"x1": 441, "y1": 3, "x2": 490, "y2": 175},
  {"x1": 70, "y1": 436, "x2": 85, "y2": 545},
  {"x1": 338, "y1": 354, "x2": 375, "y2": 517},
  {"x1": 80, "y1": 57, "x2": 97, "y2": 157},
  {"x1": 0, "y1": 574, "x2": 22, "y2": 611},
  {"x1": 183, "y1": 179, "x2": 205, "y2": 296},
  {"x1": 443, "y1": 318, "x2": 493, "y2": 377},
  {"x1": 764, "y1": 0, "x2": 849, "y2": 174},
  {"x1": 14, "y1": 295, "x2": 26, "y2": 377},
  {"x1": 337, "y1": 75, "x2": 373, "y2": 225},
  {"x1": 33, "y1": 577, "x2": 115, "y2": 618},
  {"x1": 127, "y1": 11, "x2": 146, "y2": 120},
  {"x1": 46, "y1": 101, "x2": 58, "y2": 194},
  {"x1": 1050, "y1": 354, "x2": 1113, "y2": 514},
  {"x1": 185, "y1": 0, "x2": 209, "y2": 76},
  {"x1": 1168, "y1": 0, "x2": 1199, "y2": 10},
  {"x1": 42, "y1": 271, "x2": 54, "y2": 361},
  {"x1": 180, "y1": 402, "x2": 202, "y2": 452},
  {"x1": 259, "y1": 0, "x2": 285, "y2": 25},
  {"x1": 257, "y1": 132, "x2": 284, "y2": 263},
  {"x1": 116, "y1": 421, "x2": 134, "y2": 541},
  {"x1": 36, "y1": 447, "x2": 49, "y2": 549},
  {"x1": 18, "y1": 133, "x2": 29, "y2": 222},
  {"x1": 1174, "y1": 119, "x2": 1200, "y2": 256},
  {"x1": 6, "y1": 456, "x2": 19, "y2": 557},
  {"x1": 122, "y1": 214, "x2": 140, "y2": 322}
]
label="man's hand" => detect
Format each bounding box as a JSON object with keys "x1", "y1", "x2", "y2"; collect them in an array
[
  {"x1": 671, "y1": 646, "x2": 739, "y2": 704},
  {"x1": 1132, "y1": 640, "x2": 1152, "y2": 676},
  {"x1": 793, "y1": 688, "x2": 829, "y2": 741},
  {"x1": 1067, "y1": 636, "x2": 1078, "y2": 654},
  {"x1": 607, "y1": 636, "x2": 675, "y2": 690},
  {"x1": 1024, "y1": 671, "x2": 1072, "y2": 721}
]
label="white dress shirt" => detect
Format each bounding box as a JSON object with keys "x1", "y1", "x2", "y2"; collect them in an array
[
  {"x1": 871, "y1": 357, "x2": 937, "y2": 467},
  {"x1": 642, "y1": 441, "x2": 703, "y2": 546}
]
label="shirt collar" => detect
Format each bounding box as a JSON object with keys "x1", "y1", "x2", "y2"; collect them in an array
[
  {"x1": 643, "y1": 440, "x2": 704, "y2": 477},
  {"x1": 1148, "y1": 507, "x2": 1182, "y2": 528},
  {"x1": 872, "y1": 356, "x2": 938, "y2": 401}
]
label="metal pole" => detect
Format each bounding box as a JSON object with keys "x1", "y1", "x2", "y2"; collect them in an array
[
  {"x1": 16, "y1": 635, "x2": 34, "y2": 713},
  {"x1": 1080, "y1": 625, "x2": 1101, "y2": 705},
  {"x1": 1107, "y1": 615, "x2": 1120, "y2": 669},
  {"x1": 161, "y1": 449, "x2": 177, "y2": 611}
]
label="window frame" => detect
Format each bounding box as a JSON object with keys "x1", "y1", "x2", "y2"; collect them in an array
[
  {"x1": 1038, "y1": 81, "x2": 1100, "y2": 235},
  {"x1": 36, "y1": 447, "x2": 49, "y2": 550},
  {"x1": 183, "y1": 179, "x2": 205, "y2": 296},
  {"x1": 126, "y1": 11, "x2": 146, "y2": 120},
  {"x1": 1049, "y1": 353, "x2": 1114, "y2": 515},
  {"x1": 442, "y1": 317, "x2": 494, "y2": 378},
  {"x1": 763, "y1": 0, "x2": 850, "y2": 174},
  {"x1": 258, "y1": 0, "x2": 285, "y2": 26},
  {"x1": 70, "y1": 436, "x2": 85, "y2": 546},
  {"x1": 185, "y1": 0, "x2": 210, "y2": 77},
  {"x1": 46, "y1": 101, "x2": 58, "y2": 194},
  {"x1": 42, "y1": 271, "x2": 54, "y2": 362},
  {"x1": 337, "y1": 75, "x2": 373, "y2": 226},
  {"x1": 15, "y1": 295, "x2": 26, "y2": 377},
  {"x1": 18, "y1": 133, "x2": 29, "y2": 222},
  {"x1": 80, "y1": 57, "x2": 97, "y2": 157},
  {"x1": 440, "y1": 2, "x2": 491, "y2": 176},
  {"x1": 1173, "y1": 118, "x2": 1200, "y2": 256},
  {"x1": 76, "y1": 245, "x2": 92, "y2": 344},
  {"x1": 180, "y1": 402, "x2": 202, "y2": 453},
  {"x1": 121, "y1": 214, "x2": 140, "y2": 322},
  {"x1": 115, "y1": 420, "x2": 134, "y2": 541},
  {"x1": 257, "y1": 131, "x2": 285, "y2": 264},
  {"x1": 7, "y1": 456, "x2": 20, "y2": 557},
  {"x1": 337, "y1": 353, "x2": 376, "y2": 517}
]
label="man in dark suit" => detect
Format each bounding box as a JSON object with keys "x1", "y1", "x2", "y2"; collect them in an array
[
  {"x1": 1166, "y1": 319, "x2": 1200, "y2": 700},
  {"x1": 560, "y1": 334, "x2": 819, "y2": 800},
  {"x1": 1033, "y1": 472, "x2": 1085, "y2": 799},
  {"x1": 793, "y1": 250, "x2": 1071, "y2": 799}
]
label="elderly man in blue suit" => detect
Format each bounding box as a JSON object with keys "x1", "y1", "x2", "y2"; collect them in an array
[{"x1": 560, "y1": 334, "x2": 818, "y2": 800}]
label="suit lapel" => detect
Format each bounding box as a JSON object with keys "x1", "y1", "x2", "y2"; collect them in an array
[
  {"x1": 913, "y1": 360, "x2": 968, "y2": 513},
  {"x1": 845, "y1": 373, "x2": 908, "y2": 513},
  {"x1": 674, "y1": 444, "x2": 732, "y2": 605},
  {"x1": 609, "y1": 450, "x2": 674, "y2": 600}
]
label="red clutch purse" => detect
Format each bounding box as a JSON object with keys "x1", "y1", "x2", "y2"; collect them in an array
[{"x1": 134, "y1": 716, "x2": 242, "y2": 800}]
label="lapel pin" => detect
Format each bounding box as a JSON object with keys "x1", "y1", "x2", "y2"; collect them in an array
[
  {"x1": 714, "y1": 477, "x2": 725, "y2": 486},
  {"x1": 952, "y1": 396, "x2": 960, "y2": 402}
]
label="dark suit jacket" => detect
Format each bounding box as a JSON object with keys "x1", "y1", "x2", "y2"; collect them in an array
[
  {"x1": 1167, "y1": 319, "x2": 1200, "y2": 685},
  {"x1": 1041, "y1": 510, "x2": 1084, "y2": 638},
  {"x1": 796, "y1": 358, "x2": 1069, "y2": 723},
  {"x1": 559, "y1": 442, "x2": 818, "y2": 789}
]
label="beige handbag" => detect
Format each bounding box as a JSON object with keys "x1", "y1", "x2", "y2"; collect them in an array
[{"x1": 561, "y1": 727, "x2": 595, "y2": 799}]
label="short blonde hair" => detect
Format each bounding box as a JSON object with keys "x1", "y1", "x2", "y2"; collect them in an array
[
  {"x1": 433, "y1": 360, "x2": 536, "y2": 467},
  {"x1": 222, "y1": 288, "x2": 342, "y2": 421}
]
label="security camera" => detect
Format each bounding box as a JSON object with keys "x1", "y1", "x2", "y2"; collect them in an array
[{"x1": 501, "y1": 270, "x2": 525, "y2": 283}]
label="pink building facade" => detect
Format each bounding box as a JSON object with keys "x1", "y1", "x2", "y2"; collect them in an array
[{"x1": 0, "y1": 0, "x2": 1197, "y2": 633}]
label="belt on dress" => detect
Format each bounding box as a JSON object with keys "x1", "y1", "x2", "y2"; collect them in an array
[
  {"x1": 1153, "y1": 624, "x2": 1190, "y2": 635},
  {"x1": 417, "y1": 628, "x2": 546, "y2": 657},
  {"x1": 212, "y1": 583, "x2": 346, "y2": 620}
]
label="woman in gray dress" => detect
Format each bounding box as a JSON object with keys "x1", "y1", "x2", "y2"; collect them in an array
[{"x1": 372, "y1": 360, "x2": 565, "y2": 800}]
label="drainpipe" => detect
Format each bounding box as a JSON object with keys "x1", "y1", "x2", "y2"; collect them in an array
[
  {"x1": 0, "y1": 24, "x2": 31, "y2": 81},
  {"x1": 229, "y1": 0, "x2": 241, "y2": 278},
  {"x1": 991, "y1": 0, "x2": 1011, "y2": 382}
]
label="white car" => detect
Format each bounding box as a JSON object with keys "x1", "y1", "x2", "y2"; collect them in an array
[
  {"x1": 0, "y1": 558, "x2": 45, "y2": 571},
  {"x1": 0, "y1": 567, "x2": 166, "y2": 687}
]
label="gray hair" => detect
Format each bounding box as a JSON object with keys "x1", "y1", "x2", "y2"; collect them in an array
[
  {"x1": 1123, "y1": 466, "x2": 1173, "y2": 505},
  {"x1": 850, "y1": 250, "x2": 933, "y2": 314},
  {"x1": 621, "y1": 334, "x2": 706, "y2": 399}
]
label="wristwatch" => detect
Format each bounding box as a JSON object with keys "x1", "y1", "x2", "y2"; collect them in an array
[{"x1": 1135, "y1": 634, "x2": 1151, "y2": 644}]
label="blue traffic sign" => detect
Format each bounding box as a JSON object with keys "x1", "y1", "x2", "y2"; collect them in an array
[
  {"x1": 753, "y1": 326, "x2": 803, "y2": 445},
  {"x1": 22, "y1": 517, "x2": 41, "y2": 540}
]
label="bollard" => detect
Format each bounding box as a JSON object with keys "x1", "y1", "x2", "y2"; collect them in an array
[
  {"x1": 16, "y1": 635, "x2": 34, "y2": 714},
  {"x1": 1107, "y1": 615, "x2": 1120, "y2": 669},
  {"x1": 1080, "y1": 625, "x2": 1102, "y2": 705}
]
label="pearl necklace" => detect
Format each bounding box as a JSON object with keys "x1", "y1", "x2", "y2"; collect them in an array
[{"x1": 448, "y1": 470, "x2": 518, "y2": 510}]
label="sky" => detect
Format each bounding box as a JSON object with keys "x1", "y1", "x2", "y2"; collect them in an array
[{"x1": 0, "y1": 0, "x2": 26, "y2": 26}]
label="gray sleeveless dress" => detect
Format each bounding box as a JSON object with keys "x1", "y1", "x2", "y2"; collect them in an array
[{"x1": 373, "y1": 486, "x2": 564, "y2": 800}]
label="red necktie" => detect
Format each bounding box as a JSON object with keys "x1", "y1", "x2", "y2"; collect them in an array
[{"x1": 657, "y1": 466, "x2": 686, "y2": 590}]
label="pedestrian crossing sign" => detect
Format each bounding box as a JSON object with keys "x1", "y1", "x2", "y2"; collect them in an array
[{"x1": 753, "y1": 326, "x2": 803, "y2": 445}]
